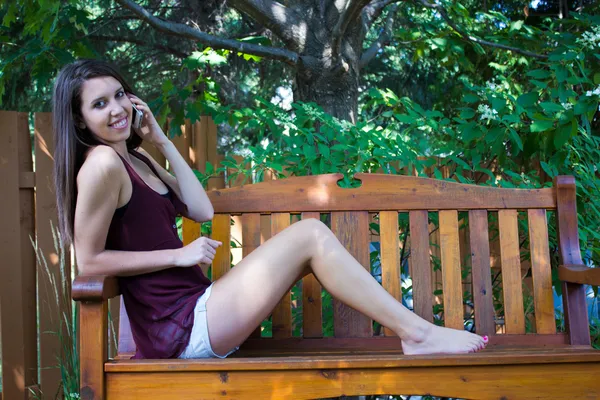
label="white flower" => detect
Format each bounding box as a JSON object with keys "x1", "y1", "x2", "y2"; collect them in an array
[
  {"x1": 487, "y1": 82, "x2": 498, "y2": 91},
  {"x1": 576, "y1": 26, "x2": 600, "y2": 49},
  {"x1": 478, "y1": 104, "x2": 498, "y2": 120},
  {"x1": 585, "y1": 85, "x2": 600, "y2": 97},
  {"x1": 561, "y1": 102, "x2": 573, "y2": 110}
]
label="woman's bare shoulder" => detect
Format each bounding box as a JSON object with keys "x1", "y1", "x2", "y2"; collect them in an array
[{"x1": 77, "y1": 145, "x2": 123, "y2": 187}]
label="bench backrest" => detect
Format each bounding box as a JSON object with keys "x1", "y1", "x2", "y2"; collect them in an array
[{"x1": 117, "y1": 173, "x2": 586, "y2": 356}]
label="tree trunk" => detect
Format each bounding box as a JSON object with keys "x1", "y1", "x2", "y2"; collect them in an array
[
  {"x1": 294, "y1": 61, "x2": 360, "y2": 123},
  {"x1": 290, "y1": 10, "x2": 364, "y2": 123}
]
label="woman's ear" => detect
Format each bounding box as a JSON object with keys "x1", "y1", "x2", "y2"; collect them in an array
[{"x1": 74, "y1": 117, "x2": 86, "y2": 129}]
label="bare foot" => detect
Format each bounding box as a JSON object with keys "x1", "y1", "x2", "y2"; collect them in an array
[{"x1": 401, "y1": 323, "x2": 488, "y2": 355}]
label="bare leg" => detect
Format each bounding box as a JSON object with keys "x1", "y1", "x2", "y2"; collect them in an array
[{"x1": 206, "y1": 219, "x2": 487, "y2": 356}]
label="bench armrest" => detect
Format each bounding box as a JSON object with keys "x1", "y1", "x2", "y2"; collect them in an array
[
  {"x1": 72, "y1": 275, "x2": 120, "y2": 302},
  {"x1": 558, "y1": 264, "x2": 600, "y2": 286}
]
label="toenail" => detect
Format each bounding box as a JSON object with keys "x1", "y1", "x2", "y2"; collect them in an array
[{"x1": 483, "y1": 335, "x2": 488, "y2": 341}]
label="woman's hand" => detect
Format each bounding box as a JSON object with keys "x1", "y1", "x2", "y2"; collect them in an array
[
  {"x1": 127, "y1": 93, "x2": 169, "y2": 147},
  {"x1": 175, "y1": 237, "x2": 223, "y2": 267}
]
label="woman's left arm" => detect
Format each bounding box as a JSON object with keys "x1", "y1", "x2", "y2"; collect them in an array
[
  {"x1": 127, "y1": 93, "x2": 213, "y2": 223},
  {"x1": 139, "y1": 145, "x2": 214, "y2": 222}
]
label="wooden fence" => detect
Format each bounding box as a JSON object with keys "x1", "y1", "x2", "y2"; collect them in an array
[
  {"x1": 1, "y1": 110, "x2": 544, "y2": 399},
  {"x1": 0, "y1": 112, "x2": 229, "y2": 400}
]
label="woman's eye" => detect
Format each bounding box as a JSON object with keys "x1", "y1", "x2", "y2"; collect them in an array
[
  {"x1": 94, "y1": 101, "x2": 105, "y2": 108},
  {"x1": 116, "y1": 91, "x2": 125, "y2": 98}
]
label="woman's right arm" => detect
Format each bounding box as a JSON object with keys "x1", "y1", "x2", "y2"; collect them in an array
[{"x1": 73, "y1": 147, "x2": 220, "y2": 277}]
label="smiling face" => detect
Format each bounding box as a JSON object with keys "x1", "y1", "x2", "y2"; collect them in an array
[{"x1": 78, "y1": 76, "x2": 133, "y2": 145}]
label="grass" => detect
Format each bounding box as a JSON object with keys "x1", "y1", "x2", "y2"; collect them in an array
[{"x1": 29, "y1": 222, "x2": 80, "y2": 400}]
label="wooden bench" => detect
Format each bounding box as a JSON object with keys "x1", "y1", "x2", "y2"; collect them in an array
[{"x1": 73, "y1": 173, "x2": 600, "y2": 400}]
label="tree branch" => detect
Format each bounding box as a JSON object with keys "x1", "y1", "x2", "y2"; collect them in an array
[
  {"x1": 362, "y1": 0, "x2": 402, "y2": 32},
  {"x1": 332, "y1": 0, "x2": 373, "y2": 59},
  {"x1": 88, "y1": 34, "x2": 190, "y2": 58},
  {"x1": 228, "y1": 0, "x2": 303, "y2": 50},
  {"x1": 415, "y1": 0, "x2": 547, "y2": 59},
  {"x1": 114, "y1": 0, "x2": 299, "y2": 65},
  {"x1": 360, "y1": 3, "x2": 398, "y2": 68}
]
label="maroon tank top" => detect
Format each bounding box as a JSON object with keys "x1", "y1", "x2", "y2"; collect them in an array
[{"x1": 105, "y1": 148, "x2": 211, "y2": 359}]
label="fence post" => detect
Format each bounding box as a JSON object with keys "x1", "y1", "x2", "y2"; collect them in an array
[
  {"x1": 34, "y1": 112, "x2": 69, "y2": 399},
  {"x1": 205, "y1": 117, "x2": 224, "y2": 190},
  {"x1": 0, "y1": 111, "x2": 38, "y2": 399}
]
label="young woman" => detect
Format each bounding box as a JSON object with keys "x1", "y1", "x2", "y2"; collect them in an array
[{"x1": 53, "y1": 59, "x2": 488, "y2": 360}]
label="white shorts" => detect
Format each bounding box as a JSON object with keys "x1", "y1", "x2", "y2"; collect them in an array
[{"x1": 178, "y1": 283, "x2": 239, "y2": 359}]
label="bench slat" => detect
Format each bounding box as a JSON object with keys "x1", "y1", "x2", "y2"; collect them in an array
[
  {"x1": 301, "y1": 212, "x2": 323, "y2": 338},
  {"x1": 208, "y1": 174, "x2": 556, "y2": 213},
  {"x1": 409, "y1": 210, "x2": 434, "y2": 323},
  {"x1": 107, "y1": 338, "x2": 590, "y2": 372},
  {"x1": 182, "y1": 219, "x2": 200, "y2": 246},
  {"x1": 181, "y1": 218, "x2": 200, "y2": 276},
  {"x1": 468, "y1": 210, "x2": 495, "y2": 336},
  {"x1": 331, "y1": 211, "x2": 373, "y2": 338},
  {"x1": 271, "y1": 213, "x2": 292, "y2": 339},
  {"x1": 242, "y1": 213, "x2": 262, "y2": 338},
  {"x1": 439, "y1": 210, "x2": 464, "y2": 329},
  {"x1": 113, "y1": 332, "x2": 571, "y2": 361},
  {"x1": 499, "y1": 210, "x2": 526, "y2": 334},
  {"x1": 380, "y1": 211, "x2": 402, "y2": 336},
  {"x1": 528, "y1": 209, "x2": 556, "y2": 334},
  {"x1": 554, "y1": 176, "x2": 590, "y2": 345},
  {"x1": 212, "y1": 214, "x2": 231, "y2": 280}
]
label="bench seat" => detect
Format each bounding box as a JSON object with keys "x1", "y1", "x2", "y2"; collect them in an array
[{"x1": 103, "y1": 348, "x2": 600, "y2": 399}]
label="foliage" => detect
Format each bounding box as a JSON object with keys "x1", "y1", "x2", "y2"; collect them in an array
[{"x1": 187, "y1": 11, "x2": 600, "y2": 348}]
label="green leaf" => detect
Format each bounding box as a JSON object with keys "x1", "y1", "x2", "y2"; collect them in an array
[
  {"x1": 317, "y1": 143, "x2": 330, "y2": 158},
  {"x1": 574, "y1": 101, "x2": 588, "y2": 115},
  {"x1": 485, "y1": 126, "x2": 505, "y2": 143},
  {"x1": 461, "y1": 122, "x2": 481, "y2": 143},
  {"x1": 448, "y1": 155, "x2": 471, "y2": 170},
  {"x1": 553, "y1": 120, "x2": 577, "y2": 148},
  {"x1": 510, "y1": 20, "x2": 524, "y2": 31},
  {"x1": 530, "y1": 79, "x2": 548, "y2": 89},
  {"x1": 2, "y1": 3, "x2": 17, "y2": 27},
  {"x1": 459, "y1": 108, "x2": 475, "y2": 119},
  {"x1": 394, "y1": 113, "x2": 416, "y2": 124},
  {"x1": 185, "y1": 49, "x2": 228, "y2": 67},
  {"x1": 502, "y1": 113, "x2": 521, "y2": 124},
  {"x1": 463, "y1": 93, "x2": 479, "y2": 103},
  {"x1": 554, "y1": 65, "x2": 569, "y2": 82},
  {"x1": 540, "y1": 102, "x2": 564, "y2": 113},
  {"x1": 530, "y1": 119, "x2": 554, "y2": 132},
  {"x1": 527, "y1": 69, "x2": 551, "y2": 79},
  {"x1": 430, "y1": 38, "x2": 447, "y2": 49},
  {"x1": 302, "y1": 144, "x2": 316, "y2": 159},
  {"x1": 490, "y1": 96, "x2": 506, "y2": 113},
  {"x1": 240, "y1": 53, "x2": 262, "y2": 62},
  {"x1": 517, "y1": 92, "x2": 538, "y2": 108},
  {"x1": 540, "y1": 161, "x2": 555, "y2": 178},
  {"x1": 508, "y1": 128, "x2": 523, "y2": 151}
]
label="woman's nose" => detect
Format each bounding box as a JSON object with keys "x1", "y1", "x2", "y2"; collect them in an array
[{"x1": 110, "y1": 103, "x2": 126, "y2": 116}]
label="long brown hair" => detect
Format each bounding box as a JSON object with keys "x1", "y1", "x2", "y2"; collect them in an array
[{"x1": 52, "y1": 59, "x2": 142, "y2": 248}]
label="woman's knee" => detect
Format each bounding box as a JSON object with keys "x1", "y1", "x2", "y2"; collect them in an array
[{"x1": 291, "y1": 218, "x2": 332, "y2": 246}]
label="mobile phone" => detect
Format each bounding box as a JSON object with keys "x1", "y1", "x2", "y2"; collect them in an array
[{"x1": 131, "y1": 104, "x2": 143, "y2": 130}]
